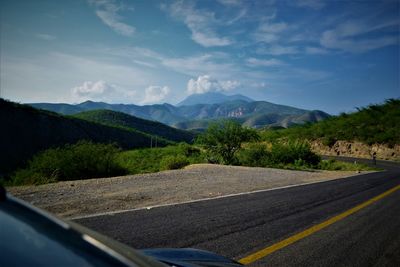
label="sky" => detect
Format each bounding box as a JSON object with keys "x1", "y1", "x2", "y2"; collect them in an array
[{"x1": 0, "y1": 0, "x2": 399, "y2": 114}]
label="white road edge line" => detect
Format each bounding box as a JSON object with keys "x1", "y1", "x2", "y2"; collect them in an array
[{"x1": 70, "y1": 176, "x2": 357, "y2": 220}]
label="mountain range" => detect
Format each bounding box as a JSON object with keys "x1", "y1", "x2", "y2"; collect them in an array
[{"x1": 29, "y1": 92, "x2": 330, "y2": 130}]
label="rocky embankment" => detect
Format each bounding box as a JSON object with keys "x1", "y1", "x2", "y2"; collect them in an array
[{"x1": 311, "y1": 140, "x2": 400, "y2": 161}]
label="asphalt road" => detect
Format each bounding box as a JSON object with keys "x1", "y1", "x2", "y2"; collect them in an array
[{"x1": 75, "y1": 158, "x2": 400, "y2": 266}]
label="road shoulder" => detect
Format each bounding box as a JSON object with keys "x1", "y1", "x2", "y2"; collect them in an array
[{"x1": 7, "y1": 164, "x2": 374, "y2": 218}]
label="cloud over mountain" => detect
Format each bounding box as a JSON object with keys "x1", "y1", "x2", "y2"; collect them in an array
[
  {"x1": 142, "y1": 86, "x2": 171, "y2": 104},
  {"x1": 71, "y1": 80, "x2": 136, "y2": 103},
  {"x1": 187, "y1": 75, "x2": 240, "y2": 95}
]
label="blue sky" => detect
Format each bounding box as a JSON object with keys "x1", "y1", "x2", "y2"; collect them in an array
[{"x1": 1, "y1": 0, "x2": 399, "y2": 114}]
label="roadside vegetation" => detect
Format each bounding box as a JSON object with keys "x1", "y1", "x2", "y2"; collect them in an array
[
  {"x1": 2, "y1": 141, "x2": 375, "y2": 186},
  {"x1": 8, "y1": 141, "x2": 126, "y2": 185},
  {"x1": 3, "y1": 115, "x2": 382, "y2": 186},
  {"x1": 260, "y1": 99, "x2": 400, "y2": 147}
]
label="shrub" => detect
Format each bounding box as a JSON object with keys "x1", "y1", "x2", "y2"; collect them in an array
[
  {"x1": 117, "y1": 145, "x2": 205, "y2": 174},
  {"x1": 178, "y1": 143, "x2": 201, "y2": 157},
  {"x1": 160, "y1": 155, "x2": 190, "y2": 170},
  {"x1": 238, "y1": 141, "x2": 320, "y2": 169},
  {"x1": 197, "y1": 120, "x2": 259, "y2": 164},
  {"x1": 11, "y1": 141, "x2": 126, "y2": 185},
  {"x1": 238, "y1": 144, "x2": 271, "y2": 167},
  {"x1": 322, "y1": 136, "x2": 337, "y2": 147},
  {"x1": 269, "y1": 141, "x2": 321, "y2": 167}
]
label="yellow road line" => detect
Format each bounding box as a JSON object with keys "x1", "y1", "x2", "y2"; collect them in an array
[{"x1": 239, "y1": 183, "x2": 400, "y2": 265}]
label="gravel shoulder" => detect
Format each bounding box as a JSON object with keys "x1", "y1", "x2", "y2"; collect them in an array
[{"x1": 7, "y1": 164, "x2": 372, "y2": 219}]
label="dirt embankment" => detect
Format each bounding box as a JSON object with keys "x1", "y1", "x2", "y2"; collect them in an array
[
  {"x1": 311, "y1": 140, "x2": 400, "y2": 161},
  {"x1": 7, "y1": 164, "x2": 371, "y2": 219}
]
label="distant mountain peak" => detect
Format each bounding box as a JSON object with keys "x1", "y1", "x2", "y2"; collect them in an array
[{"x1": 177, "y1": 92, "x2": 254, "y2": 106}]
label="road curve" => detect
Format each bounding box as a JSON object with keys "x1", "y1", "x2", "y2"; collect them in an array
[{"x1": 75, "y1": 158, "x2": 400, "y2": 266}]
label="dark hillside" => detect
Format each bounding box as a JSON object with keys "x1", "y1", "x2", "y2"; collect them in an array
[
  {"x1": 0, "y1": 99, "x2": 170, "y2": 176},
  {"x1": 72, "y1": 109, "x2": 195, "y2": 143}
]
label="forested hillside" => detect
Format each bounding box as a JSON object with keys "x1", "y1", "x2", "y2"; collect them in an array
[
  {"x1": 261, "y1": 99, "x2": 400, "y2": 146},
  {"x1": 72, "y1": 110, "x2": 195, "y2": 143},
  {"x1": 0, "y1": 99, "x2": 171, "y2": 175}
]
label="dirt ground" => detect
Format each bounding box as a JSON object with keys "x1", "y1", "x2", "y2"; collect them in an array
[{"x1": 7, "y1": 164, "x2": 370, "y2": 219}]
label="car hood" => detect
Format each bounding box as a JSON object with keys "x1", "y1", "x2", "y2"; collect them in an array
[{"x1": 141, "y1": 248, "x2": 243, "y2": 267}]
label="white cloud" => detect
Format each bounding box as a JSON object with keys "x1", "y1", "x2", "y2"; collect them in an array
[
  {"x1": 187, "y1": 75, "x2": 240, "y2": 94},
  {"x1": 246, "y1": 57, "x2": 285, "y2": 67},
  {"x1": 162, "y1": 53, "x2": 237, "y2": 79},
  {"x1": 191, "y1": 31, "x2": 232, "y2": 47},
  {"x1": 320, "y1": 19, "x2": 399, "y2": 53},
  {"x1": 250, "y1": 82, "x2": 267, "y2": 88},
  {"x1": 253, "y1": 21, "x2": 288, "y2": 43},
  {"x1": 220, "y1": 80, "x2": 241, "y2": 91},
  {"x1": 35, "y1": 33, "x2": 56, "y2": 41},
  {"x1": 259, "y1": 22, "x2": 288, "y2": 34},
  {"x1": 161, "y1": 1, "x2": 232, "y2": 47},
  {"x1": 101, "y1": 46, "x2": 240, "y2": 80},
  {"x1": 89, "y1": 0, "x2": 135, "y2": 37},
  {"x1": 72, "y1": 80, "x2": 117, "y2": 101},
  {"x1": 141, "y1": 86, "x2": 171, "y2": 104}
]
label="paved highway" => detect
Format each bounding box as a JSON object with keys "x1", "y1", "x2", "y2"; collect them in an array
[{"x1": 75, "y1": 158, "x2": 400, "y2": 266}]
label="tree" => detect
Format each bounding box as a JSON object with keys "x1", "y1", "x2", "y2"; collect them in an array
[{"x1": 197, "y1": 120, "x2": 259, "y2": 164}]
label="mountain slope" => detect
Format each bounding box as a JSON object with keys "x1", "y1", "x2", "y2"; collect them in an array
[
  {"x1": 72, "y1": 109, "x2": 195, "y2": 143},
  {"x1": 174, "y1": 110, "x2": 330, "y2": 130},
  {"x1": 0, "y1": 99, "x2": 171, "y2": 176},
  {"x1": 177, "y1": 92, "x2": 254, "y2": 106},
  {"x1": 31, "y1": 102, "x2": 84, "y2": 115}
]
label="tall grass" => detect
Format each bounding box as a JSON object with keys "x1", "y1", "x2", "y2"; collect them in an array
[{"x1": 318, "y1": 159, "x2": 377, "y2": 171}]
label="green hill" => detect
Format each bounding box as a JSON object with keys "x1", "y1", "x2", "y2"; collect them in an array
[
  {"x1": 0, "y1": 99, "x2": 172, "y2": 176},
  {"x1": 261, "y1": 99, "x2": 400, "y2": 146},
  {"x1": 72, "y1": 109, "x2": 195, "y2": 143}
]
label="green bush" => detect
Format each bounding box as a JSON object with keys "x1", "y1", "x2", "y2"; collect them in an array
[
  {"x1": 269, "y1": 141, "x2": 321, "y2": 167},
  {"x1": 322, "y1": 136, "x2": 337, "y2": 147},
  {"x1": 160, "y1": 155, "x2": 190, "y2": 170},
  {"x1": 238, "y1": 144, "x2": 270, "y2": 167},
  {"x1": 117, "y1": 145, "x2": 205, "y2": 174},
  {"x1": 238, "y1": 141, "x2": 321, "y2": 168},
  {"x1": 196, "y1": 120, "x2": 259, "y2": 164},
  {"x1": 11, "y1": 141, "x2": 126, "y2": 185},
  {"x1": 179, "y1": 143, "x2": 201, "y2": 157}
]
